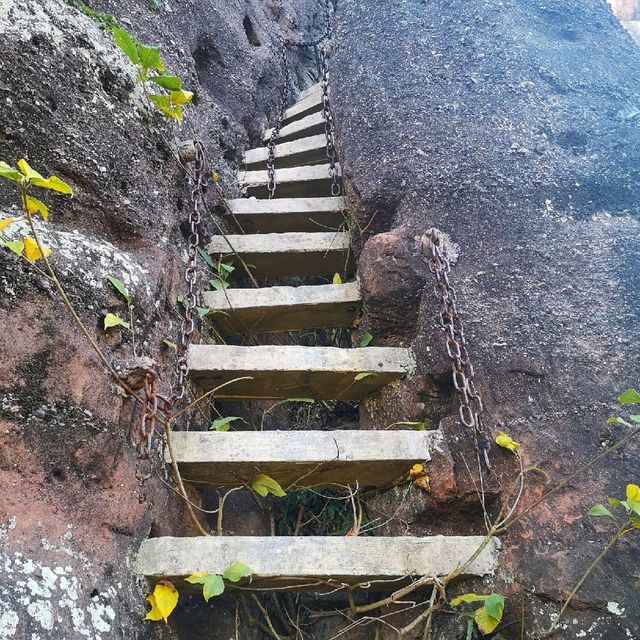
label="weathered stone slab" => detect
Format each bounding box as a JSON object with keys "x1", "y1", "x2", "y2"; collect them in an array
[
  {"x1": 202, "y1": 282, "x2": 361, "y2": 334},
  {"x1": 226, "y1": 196, "x2": 346, "y2": 233},
  {"x1": 205, "y1": 231, "x2": 352, "y2": 278},
  {"x1": 136, "y1": 535, "x2": 500, "y2": 591},
  {"x1": 168, "y1": 429, "x2": 434, "y2": 487},
  {"x1": 187, "y1": 344, "x2": 416, "y2": 400},
  {"x1": 297, "y1": 81, "x2": 322, "y2": 102},
  {"x1": 245, "y1": 134, "x2": 328, "y2": 170},
  {"x1": 262, "y1": 111, "x2": 325, "y2": 144},
  {"x1": 282, "y1": 90, "x2": 324, "y2": 126},
  {"x1": 239, "y1": 163, "x2": 341, "y2": 198}
]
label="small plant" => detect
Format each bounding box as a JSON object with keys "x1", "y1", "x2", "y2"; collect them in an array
[
  {"x1": 104, "y1": 275, "x2": 134, "y2": 337},
  {"x1": 250, "y1": 473, "x2": 286, "y2": 498},
  {"x1": 359, "y1": 331, "x2": 373, "y2": 347},
  {"x1": 210, "y1": 416, "x2": 245, "y2": 432},
  {"x1": 111, "y1": 25, "x2": 193, "y2": 121},
  {"x1": 451, "y1": 592, "x2": 505, "y2": 638},
  {"x1": 0, "y1": 159, "x2": 72, "y2": 263},
  {"x1": 145, "y1": 563, "x2": 253, "y2": 622}
]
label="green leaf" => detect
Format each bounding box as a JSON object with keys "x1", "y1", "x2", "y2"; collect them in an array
[
  {"x1": 150, "y1": 74, "x2": 182, "y2": 91},
  {"x1": 222, "y1": 562, "x2": 253, "y2": 583},
  {"x1": 618, "y1": 389, "x2": 640, "y2": 405},
  {"x1": 483, "y1": 594, "x2": 505, "y2": 621},
  {"x1": 210, "y1": 416, "x2": 245, "y2": 432},
  {"x1": 251, "y1": 473, "x2": 286, "y2": 498},
  {"x1": 218, "y1": 262, "x2": 235, "y2": 276},
  {"x1": 4, "y1": 239, "x2": 24, "y2": 255},
  {"x1": 0, "y1": 161, "x2": 22, "y2": 182},
  {"x1": 608, "y1": 497, "x2": 620, "y2": 508},
  {"x1": 112, "y1": 25, "x2": 140, "y2": 64},
  {"x1": 104, "y1": 312, "x2": 130, "y2": 330},
  {"x1": 106, "y1": 275, "x2": 132, "y2": 304},
  {"x1": 198, "y1": 248, "x2": 216, "y2": 271},
  {"x1": 210, "y1": 278, "x2": 229, "y2": 291},
  {"x1": 450, "y1": 593, "x2": 490, "y2": 606},
  {"x1": 465, "y1": 616, "x2": 474, "y2": 640},
  {"x1": 30, "y1": 175, "x2": 73, "y2": 195},
  {"x1": 630, "y1": 415, "x2": 640, "y2": 423},
  {"x1": 275, "y1": 398, "x2": 315, "y2": 406},
  {"x1": 185, "y1": 572, "x2": 225, "y2": 602},
  {"x1": 606, "y1": 417, "x2": 624, "y2": 424},
  {"x1": 138, "y1": 44, "x2": 164, "y2": 72},
  {"x1": 24, "y1": 196, "x2": 49, "y2": 221},
  {"x1": 162, "y1": 339, "x2": 177, "y2": 350},
  {"x1": 354, "y1": 372, "x2": 376, "y2": 381},
  {"x1": 195, "y1": 307, "x2": 210, "y2": 318},
  {"x1": 587, "y1": 504, "x2": 614, "y2": 519},
  {"x1": 359, "y1": 331, "x2": 373, "y2": 347}
]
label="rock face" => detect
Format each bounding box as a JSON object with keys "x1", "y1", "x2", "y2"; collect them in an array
[
  {"x1": 0, "y1": 0, "x2": 322, "y2": 638},
  {"x1": 332, "y1": 0, "x2": 640, "y2": 637}
]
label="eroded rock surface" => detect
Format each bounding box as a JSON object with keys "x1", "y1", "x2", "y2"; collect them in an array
[{"x1": 333, "y1": 0, "x2": 640, "y2": 637}]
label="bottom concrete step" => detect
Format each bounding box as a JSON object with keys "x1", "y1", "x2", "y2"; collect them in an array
[
  {"x1": 168, "y1": 429, "x2": 435, "y2": 487},
  {"x1": 136, "y1": 536, "x2": 500, "y2": 591}
]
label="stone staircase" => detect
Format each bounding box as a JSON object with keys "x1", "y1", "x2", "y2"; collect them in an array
[{"x1": 136, "y1": 81, "x2": 498, "y2": 593}]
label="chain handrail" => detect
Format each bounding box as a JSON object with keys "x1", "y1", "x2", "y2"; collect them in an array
[{"x1": 424, "y1": 228, "x2": 492, "y2": 472}]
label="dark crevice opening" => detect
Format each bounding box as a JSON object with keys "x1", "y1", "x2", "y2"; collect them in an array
[{"x1": 243, "y1": 16, "x2": 261, "y2": 47}]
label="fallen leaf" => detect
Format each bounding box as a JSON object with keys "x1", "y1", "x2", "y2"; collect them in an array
[
  {"x1": 145, "y1": 582, "x2": 178, "y2": 622},
  {"x1": 0, "y1": 216, "x2": 16, "y2": 232},
  {"x1": 333, "y1": 272, "x2": 342, "y2": 284},
  {"x1": 414, "y1": 475, "x2": 430, "y2": 492},
  {"x1": 104, "y1": 312, "x2": 131, "y2": 331},
  {"x1": 409, "y1": 463, "x2": 424, "y2": 478}
]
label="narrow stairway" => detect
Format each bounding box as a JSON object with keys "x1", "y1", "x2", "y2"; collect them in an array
[{"x1": 136, "y1": 81, "x2": 498, "y2": 593}]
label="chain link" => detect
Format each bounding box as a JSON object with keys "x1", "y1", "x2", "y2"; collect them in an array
[
  {"x1": 267, "y1": 0, "x2": 334, "y2": 198},
  {"x1": 320, "y1": 47, "x2": 341, "y2": 197},
  {"x1": 173, "y1": 140, "x2": 206, "y2": 403},
  {"x1": 424, "y1": 228, "x2": 491, "y2": 470}
]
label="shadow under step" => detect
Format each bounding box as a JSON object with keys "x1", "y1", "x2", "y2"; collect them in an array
[
  {"x1": 187, "y1": 344, "x2": 415, "y2": 400},
  {"x1": 262, "y1": 111, "x2": 325, "y2": 144},
  {"x1": 297, "y1": 81, "x2": 322, "y2": 103},
  {"x1": 225, "y1": 196, "x2": 346, "y2": 234},
  {"x1": 136, "y1": 535, "x2": 500, "y2": 592},
  {"x1": 201, "y1": 282, "x2": 361, "y2": 335},
  {"x1": 205, "y1": 231, "x2": 352, "y2": 279},
  {"x1": 168, "y1": 429, "x2": 434, "y2": 488},
  {"x1": 240, "y1": 163, "x2": 341, "y2": 198},
  {"x1": 245, "y1": 134, "x2": 329, "y2": 171}
]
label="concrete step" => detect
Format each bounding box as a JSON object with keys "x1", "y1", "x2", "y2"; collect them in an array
[
  {"x1": 240, "y1": 163, "x2": 341, "y2": 199},
  {"x1": 202, "y1": 282, "x2": 361, "y2": 335},
  {"x1": 205, "y1": 231, "x2": 352, "y2": 279},
  {"x1": 169, "y1": 429, "x2": 434, "y2": 488},
  {"x1": 262, "y1": 111, "x2": 325, "y2": 144},
  {"x1": 136, "y1": 535, "x2": 500, "y2": 592},
  {"x1": 245, "y1": 134, "x2": 328, "y2": 171},
  {"x1": 297, "y1": 81, "x2": 322, "y2": 102},
  {"x1": 225, "y1": 196, "x2": 346, "y2": 234},
  {"x1": 282, "y1": 90, "x2": 324, "y2": 126},
  {"x1": 187, "y1": 344, "x2": 415, "y2": 400}
]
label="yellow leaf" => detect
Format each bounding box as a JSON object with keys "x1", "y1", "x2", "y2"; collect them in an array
[
  {"x1": 31, "y1": 175, "x2": 73, "y2": 195},
  {"x1": 627, "y1": 484, "x2": 640, "y2": 502},
  {"x1": 146, "y1": 583, "x2": 178, "y2": 623},
  {"x1": 495, "y1": 431, "x2": 520, "y2": 455},
  {"x1": 474, "y1": 605, "x2": 501, "y2": 634},
  {"x1": 144, "y1": 594, "x2": 163, "y2": 621},
  {"x1": 0, "y1": 217, "x2": 16, "y2": 232},
  {"x1": 17, "y1": 159, "x2": 44, "y2": 181},
  {"x1": 25, "y1": 196, "x2": 49, "y2": 220},
  {"x1": 23, "y1": 236, "x2": 52, "y2": 263},
  {"x1": 414, "y1": 474, "x2": 430, "y2": 492},
  {"x1": 170, "y1": 89, "x2": 193, "y2": 105},
  {"x1": 211, "y1": 171, "x2": 220, "y2": 182},
  {"x1": 409, "y1": 463, "x2": 424, "y2": 478},
  {"x1": 104, "y1": 312, "x2": 131, "y2": 331},
  {"x1": 333, "y1": 272, "x2": 342, "y2": 284}
]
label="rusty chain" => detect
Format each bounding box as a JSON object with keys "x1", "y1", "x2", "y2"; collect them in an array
[
  {"x1": 320, "y1": 47, "x2": 341, "y2": 197},
  {"x1": 266, "y1": 0, "x2": 334, "y2": 198},
  {"x1": 425, "y1": 228, "x2": 492, "y2": 471},
  {"x1": 135, "y1": 141, "x2": 206, "y2": 501}
]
